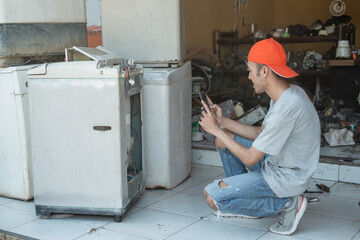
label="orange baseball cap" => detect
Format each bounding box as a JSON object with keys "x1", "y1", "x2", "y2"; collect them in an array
[{"x1": 248, "y1": 38, "x2": 299, "y2": 78}]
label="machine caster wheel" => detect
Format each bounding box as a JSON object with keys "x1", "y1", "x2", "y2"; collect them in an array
[{"x1": 114, "y1": 215, "x2": 122, "y2": 222}]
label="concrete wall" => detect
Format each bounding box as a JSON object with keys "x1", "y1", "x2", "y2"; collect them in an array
[
  {"x1": 185, "y1": 0, "x2": 275, "y2": 51},
  {"x1": 185, "y1": 0, "x2": 360, "y2": 53},
  {"x1": 87, "y1": 1, "x2": 360, "y2": 55}
]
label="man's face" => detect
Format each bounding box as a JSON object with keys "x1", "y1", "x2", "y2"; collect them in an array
[{"x1": 247, "y1": 61, "x2": 266, "y2": 94}]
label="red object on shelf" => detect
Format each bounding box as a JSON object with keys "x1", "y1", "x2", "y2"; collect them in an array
[
  {"x1": 87, "y1": 25, "x2": 102, "y2": 48},
  {"x1": 340, "y1": 120, "x2": 360, "y2": 132}
]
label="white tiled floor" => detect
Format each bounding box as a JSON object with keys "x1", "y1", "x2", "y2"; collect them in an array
[{"x1": 1, "y1": 164, "x2": 360, "y2": 240}]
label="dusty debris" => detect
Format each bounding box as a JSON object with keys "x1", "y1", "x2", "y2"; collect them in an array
[
  {"x1": 88, "y1": 226, "x2": 104, "y2": 235},
  {"x1": 316, "y1": 184, "x2": 330, "y2": 193}
]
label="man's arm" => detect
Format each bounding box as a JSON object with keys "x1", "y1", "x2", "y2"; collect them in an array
[
  {"x1": 220, "y1": 117, "x2": 264, "y2": 141},
  {"x1": 199, "y1": 101, "x2": 265, "y2": 167},
  {"x1": 205, "y1": 95, "x2": 263, "y2": 140},
  {"x1": 212, "y1": 127, "x2": 265, "y2": 167}
]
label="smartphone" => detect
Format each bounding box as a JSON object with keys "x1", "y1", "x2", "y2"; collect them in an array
[{"x1": 199, "y1": 91, "x2": 209, "y2": 112}]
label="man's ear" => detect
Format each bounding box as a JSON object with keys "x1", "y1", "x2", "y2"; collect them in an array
[{"x1": 262, "y1": 66, "x2": 269, "y2": 77}]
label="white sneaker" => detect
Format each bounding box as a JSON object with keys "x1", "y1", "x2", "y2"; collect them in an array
[
  {"x1": 213, "y1": 211, "x2": 261, "y2": 219},
  {"x1": 270, "y1": 195, "x2": 308, "y2": 235}
]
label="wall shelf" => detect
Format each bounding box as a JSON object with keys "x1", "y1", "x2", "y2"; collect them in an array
[
  {"x1": 217, "y1": 36, "x2": 339, "y2": 45},
  {"x1": 215, "y1": 33, "x2": 339, "y2": 77},
  {"x1": 223, "y1": 68, "x2": 331, "y2": 77}
]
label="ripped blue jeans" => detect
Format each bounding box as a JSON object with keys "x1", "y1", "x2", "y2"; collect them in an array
[{"x1": 204, "y1": 135, "x2": 290, "y2": 217}]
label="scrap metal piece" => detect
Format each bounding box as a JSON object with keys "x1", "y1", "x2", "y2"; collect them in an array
[
  {"x1": 308, "y1": 198, "x2": 319, "y2": 202},
  {"x1": 237, "y1": 105, "x2": 266, "y2": 125}
]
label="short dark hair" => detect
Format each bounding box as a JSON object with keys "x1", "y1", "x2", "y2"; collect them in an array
[{"x1": 255, "y1": 63, "x2": 287, "y2": 81}]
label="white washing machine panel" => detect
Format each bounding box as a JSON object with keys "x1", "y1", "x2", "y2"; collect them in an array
[
  {"x1": 143, "y1": 62, "x2": 192, "y2": 189},
  {"x1": 0, "y1": 65, "x2": 37, "y2": 200},
  {"x1": 102, "y1": 0, "x2": 185, "y2": 66}
]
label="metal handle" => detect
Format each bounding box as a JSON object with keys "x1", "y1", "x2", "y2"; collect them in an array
[{"x1": 93, "y1": 126, "x2": 112, "y2": 131}]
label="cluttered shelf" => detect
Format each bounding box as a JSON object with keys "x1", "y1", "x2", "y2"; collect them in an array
[
  {"x1": 192, "y1": 88, "x2": 243, "y2": 106},
  {"x1": 215, "y1": 33, "x2": 343, "y2": 76},
  {"x1": 217, "y1": 35, "x2": 339, "y2": 45},
  {"x1": 222, "y1": 68, "x2": 332, "y2": 76}
]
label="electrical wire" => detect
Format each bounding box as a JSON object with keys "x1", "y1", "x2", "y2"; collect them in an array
[
  {"x1": 192, "y1": 62, "x2": 212, "y2": 94},
  {"x1": 232, "y1": 0, "x2": 241, "y2": 32},
  {"x1": 123, "y1": 67, "x2": 130, "y2": 81},
  {"x1": 126, "y1": 151, "x2": 134, "y2": 166},
  {"x1": 131, "y1": 127, "x2": 138, "y2": 144},
  {"x1": 131, "y1": 94, "x2": 141, "y2": 117},
  {"x1": 130, "y1": 94, "x2": 140, "y2": 142}
]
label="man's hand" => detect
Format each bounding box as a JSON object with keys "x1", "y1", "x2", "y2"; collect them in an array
[
  {"x1": 206, "y1": 95, "x2": 224, "y2": 125},
  {"x1": 198, "y1": 100, "x2": 220, "y2": 135}
]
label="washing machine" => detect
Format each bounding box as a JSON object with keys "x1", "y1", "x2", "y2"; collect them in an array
[{"x1": 28, "y1": 47, "x2": 144, "y2": 221}]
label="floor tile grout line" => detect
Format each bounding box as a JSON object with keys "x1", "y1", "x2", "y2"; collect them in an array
[
  {"x1": 176, "y1": 191, "x2": 207, "y2": 197},
  {"x1": 311, "y1": 194, "x2": 360, "y2": 202},
  {"x1": 256, "y1": 230, "x2": 270, "y2": 240},
  {"x1": 199, "y1": 216, "x2": 270, "y2": 237},
  {"x1": 72, "y1": 231, "x2": 91, "y2": 240},
  {"x1": 351, "y1": 229, "x2": 360, "y2": 240},
  {"x1": 7, "y1": 217, "x2": 40, "y2": 232},
  {"x1": 305, "y1": 211, "x2": 360, "y2": 222},
  {"x1": 140, "y1": 206, "x2": 211, "y2": 220},
  {"x1": 119, "y1": 206, "x2": 145, "y2": 218},
  {"x1": 101, "y1": 214, "x2": 200, "y2": 240},
  {"x1": 101, "y1": 226, "x2": 163, "y2": 240},
  {"x1": 143, "y1": 179, "x2": 214, "y2": 203},
  {"x1": 162, "y1": 218, "x2": 202, "y2": 240},
  {"x1": 64, "y1": 218, "x2": 113, "y2": 229},
  {"x1": 135, "y1": 190, "x2": 181, "y2": 208},
  {"x1": 174, "y1": 175, "x2": 224, "y2": 194},
  {"x1": 0, "y1": 200, "x2": 15, "y2": 206},
  {"x1": 71, "y1": 225, "x2": 128, "y2": 240},
  {"x1": 0, "y1": 204, "x2": 35, "y2": 214},
  {"x1": 9, "y1": 217, "x2": 94, "y2": 240},
  {"x1": 172, "y1": 177, "x2": 216, "y2": 192},
  {"x1": 202, "y1": 214, "x2": 276, "y2": 233}
]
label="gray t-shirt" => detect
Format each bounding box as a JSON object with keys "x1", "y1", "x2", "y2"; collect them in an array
[{"x1": 253, "y1": 84, "x2": 320, "y2": 198}]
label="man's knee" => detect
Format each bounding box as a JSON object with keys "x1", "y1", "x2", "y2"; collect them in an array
[
  {"x1": 204, "y1": 180, "x2": 229, "y2": 211},
  {"x1": 203, "y1": 189, "x2": 218, "y2": 211},
  {"x1": 218, "y1": 180, "x2": 229, "y2": 188}
]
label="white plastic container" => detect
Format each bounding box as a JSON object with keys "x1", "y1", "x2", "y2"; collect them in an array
[
  {"x1": 102, "y1": 0, "x2": 185, "y2": 66},
  {"x1": 143, "y1": 62, "x2": 192, "y2": 189},
  {"x1": 0, "y1": 65, "x2": 38, "y2": 200},
  {"x1": 28, "y1": 59, "x2": 144, "y2": 221}
]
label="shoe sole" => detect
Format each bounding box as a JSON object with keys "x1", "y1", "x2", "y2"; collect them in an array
[
  {"x1": 213, "y1": 211, "x2": 261, "y2": 219},
  {"x1": 271, "y1": 195, "x2": 308, "y2": 236}
]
